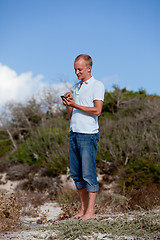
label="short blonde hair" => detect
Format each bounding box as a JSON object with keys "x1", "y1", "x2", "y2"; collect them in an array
[{"x1": 75, "y1": 54, "x2": 93, "y2": 67}]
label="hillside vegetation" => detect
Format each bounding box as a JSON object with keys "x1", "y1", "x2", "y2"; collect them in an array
[{"x1": 0, "y1": 87, "x2": 160, "y2": 195}]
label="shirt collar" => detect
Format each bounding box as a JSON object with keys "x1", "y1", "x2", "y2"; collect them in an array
[{"x1": 80, "y1": 76, "x2": 93, "y2": 85}]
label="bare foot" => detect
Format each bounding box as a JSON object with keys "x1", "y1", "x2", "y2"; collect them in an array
[
  {"x1": 69, "y1": 211, "x2": 84, "y2": 220},
  {"x1": 80, "y1": 213, "x2": 96, "y2": 221}
]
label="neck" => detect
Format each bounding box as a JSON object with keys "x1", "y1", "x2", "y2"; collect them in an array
[{"x1": 81, "y1": 75, "x2": 92, "y2": 83}]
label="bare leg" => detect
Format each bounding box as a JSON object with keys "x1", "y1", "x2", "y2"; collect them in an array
[
  {"x1": 69, "y1": 188, "x2": 88, "y2": 219},
  {"x1": 80, "y1": 192, "x2": 97, "y2": 220}
]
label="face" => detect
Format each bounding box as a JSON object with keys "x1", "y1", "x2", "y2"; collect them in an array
[{"x1": 74, "y1": 58, "x2": 91, "y2": 81}]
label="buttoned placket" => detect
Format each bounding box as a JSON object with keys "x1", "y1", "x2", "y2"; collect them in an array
[
  {"x1": 79, "y1": 81, "x2": 83, "y2": 90},
  {"x1": 75, "y1": 79, "x2": 90, "y2": 103}
]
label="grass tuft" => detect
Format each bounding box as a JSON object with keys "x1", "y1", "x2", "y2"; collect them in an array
[{"x1": 52, "y1": 217, "x2": 160, "y2": 240}]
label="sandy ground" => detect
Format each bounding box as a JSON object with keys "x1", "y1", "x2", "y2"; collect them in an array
[
  {"x1": 0, "y1": 173, "x2": 159, "y2": 240},
  {"x1": 0, "y1": 203, "x2": 159, "y2": 240},
  {"x1": 0, "y1": 201, "x2": 61, "y2": 240}
]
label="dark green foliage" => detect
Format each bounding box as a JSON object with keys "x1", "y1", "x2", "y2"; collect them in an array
[
  {"x1": 98, "y1": 87, "x2": 160, "y2": 190},
  {"x1": 0, "y1": 134, "x2": 12, "y2": 158},
  {"x1": 9, "y1": 119, "x2": 70, "y2": 176},
  {"x1": 122, "y1": 158, "x2": 160, "y2": 190}
]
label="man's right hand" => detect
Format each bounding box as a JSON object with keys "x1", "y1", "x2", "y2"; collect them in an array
[
  {"x1": 63, "y1": 92, "x2": 73, "y2": 119},
  {"x1": 64, "y1": 92, "x2": 73, "y2": 100}
]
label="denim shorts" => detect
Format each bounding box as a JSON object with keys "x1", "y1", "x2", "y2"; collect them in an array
[{"x1": 69, "y1": 131, "x2": 99, "y2": 192}]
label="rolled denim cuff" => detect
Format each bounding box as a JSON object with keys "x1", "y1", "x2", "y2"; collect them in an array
[
  {"x1": 75, "y1": 181, "x2": 86, "y2": 190},
  {"x1": 86, "y1": 184, "x2": 99, "y2": 193},
  {"x1": 75, "y1": 181, "x2": 99, "y2": 193}
]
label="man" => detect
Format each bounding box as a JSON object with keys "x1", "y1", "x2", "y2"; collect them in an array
[{"x1": 62, "y1": 54, "x2": 105, "y2": 220}]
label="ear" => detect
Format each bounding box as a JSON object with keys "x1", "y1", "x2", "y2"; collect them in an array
[{"x1": 88, "y1": 66, "x2": 92, "y2": 73}]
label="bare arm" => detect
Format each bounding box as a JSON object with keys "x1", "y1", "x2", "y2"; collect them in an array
[
  {"x1": 66, "y1": 105, "x2": 73, "y2": 119},
  {"x1": 62, "y1": 92, "x2": 73, "y2": 119},
  {"x1": 64, "y1": 99, "x2": 103, "y2": 117}
]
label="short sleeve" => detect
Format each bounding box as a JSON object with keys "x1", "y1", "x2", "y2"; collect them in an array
[{"x1": 93, "y1": 81, "x2": 105, "y2": 101}]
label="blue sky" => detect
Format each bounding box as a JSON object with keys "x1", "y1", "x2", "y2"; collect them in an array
[{"x1": 0, "y1": 0, "x2": 160, "y2": 106}]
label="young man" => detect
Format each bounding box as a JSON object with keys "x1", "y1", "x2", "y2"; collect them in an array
[{"x1": 62, "y1": 54, "x2": 105, "y2": 220}]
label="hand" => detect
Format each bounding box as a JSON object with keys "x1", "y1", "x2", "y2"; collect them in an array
[
  {"x1": 62, "y1": 92, "x2": 74, "y2": 106},
  {"x1": 62, "y1": 97, "x2": 75, "y2": 107},
  {"x1": 64, "y1": 98, "x2": 75, "y2": 107},
  {"x1": 64, "y1": 92, "x2": 73, "y2": 100}
]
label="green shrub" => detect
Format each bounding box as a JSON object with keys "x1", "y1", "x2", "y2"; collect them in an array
[
  {"x1": 98, "y1": 88, "x2": 160, "y2": 193},
  {"x1": 9, "y1": 119, "x2": 70, "y2": 176},
  {"x1": 0, "y1": 136, "x2": 12, "y2": 158},
  {"x1": 121, "y1": 157, "x2": 160, "y2": 190}
]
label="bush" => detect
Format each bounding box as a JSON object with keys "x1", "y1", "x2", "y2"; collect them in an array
[
  {"x1": 127, "y1": 184, "x2": 160, "y2": 210},
  {"x1": 0, "y1": 135, "x2": 12, "y2": 158},
  {"x1": 121, "y1": 158, "x2": 160, "y2": 190},
  {"x1": 9, "y1": 119, "x2": 70, "y2": 176},
  {"x1": 7, "y1": 164, "x2": 31, "y2": 180},
  {"x1": 98, "y1": 88, "x2": 160, "y2": 192}
]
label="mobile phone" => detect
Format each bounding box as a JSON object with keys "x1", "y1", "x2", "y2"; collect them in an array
[{"x1": 61, "y1": 95, "x2": 68, "y2": 100}]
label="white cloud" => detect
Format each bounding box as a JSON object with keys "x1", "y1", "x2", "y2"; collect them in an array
[{"x1": 0, "y1": 63, "x2": 72, "y2": 108}]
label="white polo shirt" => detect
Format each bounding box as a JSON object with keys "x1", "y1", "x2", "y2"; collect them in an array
[{"x1": 70, "y1": 76, "x2": 105, "y2": 134}]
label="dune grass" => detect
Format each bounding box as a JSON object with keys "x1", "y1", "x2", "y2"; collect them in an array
[{"x1": 51, "y1": 216, "x2": 160, "y2": 240}]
